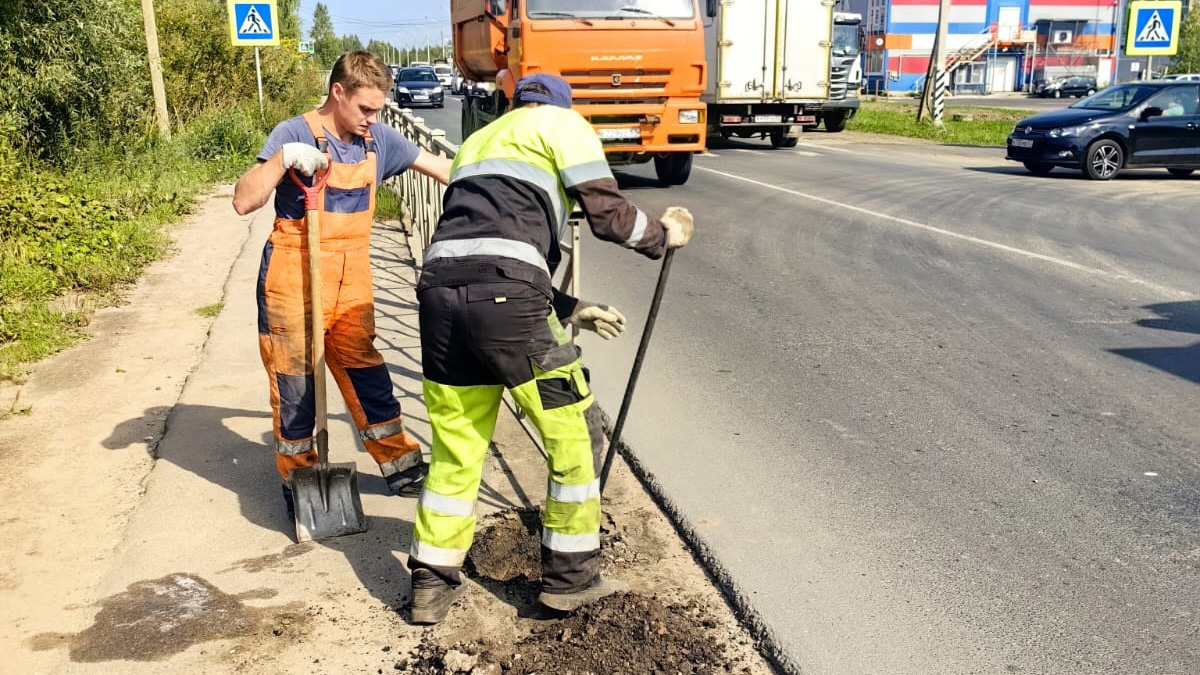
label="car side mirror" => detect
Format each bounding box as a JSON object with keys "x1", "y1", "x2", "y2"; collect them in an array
[{"x1": 1141, "y1": 106, "x2": 1163, "y2": 120}]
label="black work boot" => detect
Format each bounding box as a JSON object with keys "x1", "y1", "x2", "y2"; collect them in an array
[
  {"x1": 410, "y1": 569, "x2": 468, "y2": 625},
  {"x1": 282, "y1": 483, "x2": 295, "y2": 517},
  {"x1": 538, "y1": 574, "x2": 630, "y2": 612},
  {"x1": 385, "y1": 462, "x2": 428, "y2": 497}
]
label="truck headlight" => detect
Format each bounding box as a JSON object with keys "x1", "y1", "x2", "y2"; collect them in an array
[{"x1": 679, "y1": 109, "x2": 701, "y2": 124}]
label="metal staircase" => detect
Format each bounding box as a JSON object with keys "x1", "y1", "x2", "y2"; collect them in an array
[{"x1": 945, "y1": 27, "x2": 999, "y2": 74}]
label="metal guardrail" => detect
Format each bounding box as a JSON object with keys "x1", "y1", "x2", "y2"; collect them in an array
[
  {"x1": 378, "y1": 101, "x2": 582, "y2": 325},
  {"x1": 380, "y1": 102, "x2": 456, "y2": 251}
]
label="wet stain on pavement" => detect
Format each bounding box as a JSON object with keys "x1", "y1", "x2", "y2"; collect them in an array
[
  {"x1": 221, "y1": 542, "x2": 313, "y2": 573},
  {"x1": 28, "y1": 573, "x2": 305, "y2": 662}
]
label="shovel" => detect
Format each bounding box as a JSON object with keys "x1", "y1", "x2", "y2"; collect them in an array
[
  {"x1": 287, "y1": 167, "x2": 368, "y2": 542},
  {"x1": 598, "y1": 248, "x2": 675, "y2": 495}
]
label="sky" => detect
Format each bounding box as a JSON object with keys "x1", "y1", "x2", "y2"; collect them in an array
[{"x1": 298, "y1": 0, "x2": 453, "y2": 48}]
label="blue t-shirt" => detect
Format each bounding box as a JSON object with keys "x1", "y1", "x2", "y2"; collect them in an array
[{"x1": 257, "y1": 116, "x2": 421, "y2": 220}]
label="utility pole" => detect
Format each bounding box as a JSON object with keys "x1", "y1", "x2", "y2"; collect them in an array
[
  {"x1": 441, "y1": 27, "x2": 446, "y2": 61},
  {"x1": 917, "y1": 0, "x2": 951, "y2": 126},
  {"x1": 140, "y1": 0, "x2": 171, "y2": 138}
]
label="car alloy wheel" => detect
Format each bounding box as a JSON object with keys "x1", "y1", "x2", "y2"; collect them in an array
[{"x1": 1084, "y1": 139, "x2": 1122, "y2": 180}]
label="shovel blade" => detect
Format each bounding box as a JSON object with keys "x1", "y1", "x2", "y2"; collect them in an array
[{"x1": 291, "y1": 463, "x2": 368, "y2": 542}]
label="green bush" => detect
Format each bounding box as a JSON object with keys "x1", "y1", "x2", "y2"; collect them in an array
[
  {"x1": 184, "y1": 107, "x2": 263, "y2": 163},
  {"x1": 0, "y1": 0, "x2": 150, "y2": 165},
  {"x1": 0, "y1": 106, "x2": 269, "y2": 379},
  {"x1": 157, "y1": 1, "x2": 323, "y2": 123},
  {"x1": 0, "y1": 1, "x2": 322, "y2": 379}
]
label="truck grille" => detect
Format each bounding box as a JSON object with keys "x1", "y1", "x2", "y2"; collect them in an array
[
  {"x1": 573, "y1": 97, "x2": 669, "y2": 106},
  {"x1": 561, "y1": 69, "x2": 672, "y2": 99},
  {"x1": 828, "y1": 63, "x2": 850, "y2": 100}
]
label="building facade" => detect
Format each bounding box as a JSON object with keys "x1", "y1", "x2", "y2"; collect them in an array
[{"x1": 850, "y1": 0, "x2": 1121, "y2": 95}]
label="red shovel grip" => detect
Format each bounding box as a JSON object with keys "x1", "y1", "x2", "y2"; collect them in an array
[{"x1": 289, "y1": 167, "x2": 330, "y2": 211}]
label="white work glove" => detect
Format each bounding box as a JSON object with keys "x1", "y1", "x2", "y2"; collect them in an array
[
  {"x1": 568, "y1": 301, "x2": 627, "y2": 340},
  {"x1": 280, "y1": 142, "x2": 329, "y2": 176},
  {"x1": 661, "y1": 206, "x2": 694, "y2": 249}
]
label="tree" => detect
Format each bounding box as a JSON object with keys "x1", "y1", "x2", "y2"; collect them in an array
[
  {"x1": 366, "y1": 38, "x2": 399, "y2": 65},
  {"x1": 1171, "y1": 11, "x2": 1200, "y2": 74},
  {"x1": 155, "y1": 0, "x2": 321, "y2": 123},
  {"x1": 277, "y1": 0, "x2": 301, "y2": 41},
  {"x1": 310, "y1": 3, "x2": 339, "y2": 69},
  {"x1": 340, "y1": 33, "x2": 363, "y2": 53}
]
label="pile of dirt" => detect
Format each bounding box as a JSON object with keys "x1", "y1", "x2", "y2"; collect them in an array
[
  {"x1": 465, "y1": 507, "x2": 542, "y2": 582},
  {"x1": 401, "y1": 592, "x2": 745, "y2": 674},
  {"x1": 397, "y1": 508, "x2": 748, "y2": 675},
  {"x1": 464, "y1": 507, "x2": 663, "y2": 584}
]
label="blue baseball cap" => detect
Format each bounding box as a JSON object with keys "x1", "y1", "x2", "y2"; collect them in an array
[{"x1": 514, "y1": 73, "x2": 574, "y2": 109}]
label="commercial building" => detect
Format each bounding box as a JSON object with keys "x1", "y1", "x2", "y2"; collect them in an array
[{"x1": 850, "y1": 0, "x2": 1123, "y2": 95}]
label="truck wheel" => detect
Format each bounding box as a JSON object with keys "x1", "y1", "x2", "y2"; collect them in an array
[
  {"x1": 824, "y1": 111, "x2": 848, "y2": 133},
  {"x1": 461, "y1": 98, "x2": 475, "y2": 139},
  {"x1": 654, "y1": 152, "x2": 693, "y2": 186},
  {"x1": 770, "y1": 129, "x2": 799, "y2": 148}
]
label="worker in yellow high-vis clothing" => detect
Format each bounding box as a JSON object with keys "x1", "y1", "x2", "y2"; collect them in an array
[{"x1": 407, "y1": 73, "x2": 694, "y2": 624}]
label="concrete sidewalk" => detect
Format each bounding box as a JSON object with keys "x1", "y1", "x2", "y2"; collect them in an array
[{"x1": 1, "y1": 190, "x2": 773, "y2": 674}]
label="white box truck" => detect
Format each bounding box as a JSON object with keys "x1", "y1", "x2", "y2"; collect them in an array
[{"x1": 702, "y1": 1, "x2": 862, "y2": 147}]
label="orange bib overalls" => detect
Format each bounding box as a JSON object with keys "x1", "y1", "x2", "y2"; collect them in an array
[{"x1": 256, "y1": 111, "x2": 421, "y2": 486}]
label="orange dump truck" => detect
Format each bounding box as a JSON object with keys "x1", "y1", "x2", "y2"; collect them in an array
[{"x1": 452, "y1": 0, "x2": 707, "y2": 185}]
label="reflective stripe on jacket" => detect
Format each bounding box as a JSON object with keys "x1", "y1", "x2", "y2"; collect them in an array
[{"x1": 423, "y1": 105, "x2": 666, "y2": 288}]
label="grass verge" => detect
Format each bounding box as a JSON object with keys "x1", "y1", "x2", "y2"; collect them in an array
[
  {"x1": 375, "y1": 183, "x2": 404, "y2": 223},
  {"x1": 849, "y1": 100, "x2": 1037, "y2": 146},
  {"x1": 0, "y1": 107, "x2": 265, "y2": 380}
]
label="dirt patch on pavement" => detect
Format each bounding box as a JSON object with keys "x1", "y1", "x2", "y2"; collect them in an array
[
  {"x1": 27, "y1": 573, "x2": 306, "y2": 662},
  {"x1": 400, "y1": 507, "x2": 752, "y2": 674},
  {"x1": 403, "y1": 592, "x2": 746, "y2": 674}
]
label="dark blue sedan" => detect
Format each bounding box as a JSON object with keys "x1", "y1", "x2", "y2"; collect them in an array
[{"x1": 1006, "y1": 82, "x2": 1200, "y2": 180}]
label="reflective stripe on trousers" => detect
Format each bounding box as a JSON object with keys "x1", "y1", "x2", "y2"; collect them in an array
[
  {"x1": 409, "y1": 284, "x2": 604, "y2": 592},
  {"x1": 258, "y1": 110, "x2": 420, "y2": 483}
]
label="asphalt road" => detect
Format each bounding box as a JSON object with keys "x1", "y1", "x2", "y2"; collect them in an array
[{"x1": 411, "y1": 96, "x2": 1200, "y2": 674}]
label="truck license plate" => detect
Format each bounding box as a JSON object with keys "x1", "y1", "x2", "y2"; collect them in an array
[
  {"x1": 1012, "y1": 138, "x2": 1034, "y2": 148},
  {"x1": 755, "y1": 115, "x2": 782, "y2": 123},
  {"x1": 598, "y1": 127, "x2": 641, "y2": 141}
]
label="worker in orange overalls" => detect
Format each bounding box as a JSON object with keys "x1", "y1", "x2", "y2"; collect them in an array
[{"x1": 233, "y1": 51, "x2": 452, "y2": 515}]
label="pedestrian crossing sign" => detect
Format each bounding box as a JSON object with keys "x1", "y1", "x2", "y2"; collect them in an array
[
  {"x1": 228, "y1": 0, "x2": 279, "y2": 46},
  {"x1": 1126, "y1": 0, "x2": 1180, "y2": 56}
]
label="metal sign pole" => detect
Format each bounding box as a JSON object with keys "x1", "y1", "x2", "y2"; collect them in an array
[
  {"x1": 1112, "y1": 0, "x2": 1124, "y2": 83},
  {"x1": 255, "y1": 46, "x2": 265, "y2": 122},
  {"x1": 228, "y1": 0, "x2": 279, "y2": 120}
]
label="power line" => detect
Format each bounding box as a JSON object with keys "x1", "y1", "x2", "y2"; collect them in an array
[{"x1": 328, "y1": 14, "x2": 448, "y2": 27}]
